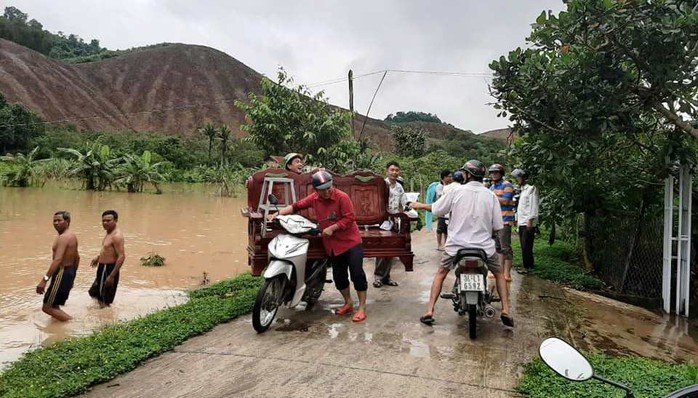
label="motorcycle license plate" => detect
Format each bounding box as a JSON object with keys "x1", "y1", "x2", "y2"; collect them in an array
[{"x1": 460, "y1": 274, "x2": 485, "y2": 292}]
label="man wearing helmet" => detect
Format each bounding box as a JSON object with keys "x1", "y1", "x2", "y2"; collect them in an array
[
  {"x1": 409, "y1": 160, "x2": 514, "y2": 327},
  {"x1": 268, "y1": 170, "x2": 368, "y2": 323},
  {"x1": 283, "y1": 153, "x2": 304, "y2": 174},
  {"x1": 488, "y1": 164, "x2": 515, "y2": 284}
]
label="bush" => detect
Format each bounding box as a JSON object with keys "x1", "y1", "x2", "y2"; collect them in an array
[{"x1": 512, "y1": 238, "x2": 603, "y2": 290}]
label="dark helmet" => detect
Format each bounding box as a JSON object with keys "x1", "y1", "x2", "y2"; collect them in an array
[
  {"x1": 462, "y1": 160, "x2": 486, "y2": 178},
  {"x1": 312, "y1": 170, "x2": 333, "y2": 190},
  {"x1": 488, "y1": 163, "x2": 505, "y2": 174},
  {"x1": 511, "y1": 168, "x2": 526, "y2": 178},
  {"x1": 453, "y1": 170, "x2": 465, "y2": 184},
  {"x1": 284, "y1": 153, "x2": 303, "y2": 170}
]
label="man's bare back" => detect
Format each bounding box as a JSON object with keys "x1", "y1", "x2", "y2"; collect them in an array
[{"x1": 53, "y1": 231, "x2": 79, "y2": 267}]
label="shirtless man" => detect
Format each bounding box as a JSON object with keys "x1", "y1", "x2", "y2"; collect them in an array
[
  {"x1": 88, "y1": 210, "x2": 126, "y2": 308},
  {"x1": 36, "y1": 211, "x2": 79, "y2": 322}
]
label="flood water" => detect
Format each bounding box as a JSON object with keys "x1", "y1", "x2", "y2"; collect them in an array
[{"x1": 0, "y1": 185, "x2": 250, "y2": 369}]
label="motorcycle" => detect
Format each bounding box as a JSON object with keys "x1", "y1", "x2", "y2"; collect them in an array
[
  {"x1": 539, "y1": 337, "x2": 698, "y2": 398},
  {"x1": 439, "y1": 247, "x2": 497, "y2": 339},
  {"x1": 252, "y1": 195, "x2": 331, "y2": 333}
]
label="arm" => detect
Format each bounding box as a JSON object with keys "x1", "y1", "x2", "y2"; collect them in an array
[
  {"x1": 527, "y1": 186, "x2": 540, "y2": 229},
  {"x1": 36, "y1": 237, "x2": 67, "y2": 294},
  {"x1": 492, "y1": 195, "x2": 505, "y2": 232},
  {"x1": 498, "y1": 183, "x2": 515, "y2": 206},
  {"x1": 268, "y1": 193, "x2": 315, "y2": 220},
  {"x1": 75, "y1": 252, "x2": 81, "y2": 271}
]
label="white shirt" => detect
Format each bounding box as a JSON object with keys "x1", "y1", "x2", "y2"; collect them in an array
[
  {"x1": 516, "y1": 184, "x2": 539, "y2": 226},
  {"x1": 442, "y1": 182, "x2": 459, "y2": 195},
  {"x1": 385, "y1": 178, "x2": 407, "y2": 214},
  {"x1": 431, "y1": 181, "x2": 504, "y2": 257}
]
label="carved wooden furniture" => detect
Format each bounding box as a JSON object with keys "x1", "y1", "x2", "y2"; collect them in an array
[{"x1": 243, "y1": 168, "x2": 415, "y2": 276}]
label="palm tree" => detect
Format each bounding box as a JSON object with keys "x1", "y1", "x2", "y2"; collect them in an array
[
  {"x1": 199, "y1": 123, "x2": 218, "y2": 163},
  {"x1": 218, "y1": 125, "x2": 232, "y2": 167},
  {"x1": 116, "y1": 150, "x2": 168, "y2": 193},
  {"x1": 0, "y1": 146, "x2": 46, "y2": 187},
  {"x1": 59, "y1": 143, "x2": 119, "y2": 191}
]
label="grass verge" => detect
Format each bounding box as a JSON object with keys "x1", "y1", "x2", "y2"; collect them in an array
[
  {"x1": 512, "y1": 238, "x2": 603, "y2": 290},
  {"x1": 518, "y1": 353, "x2": 698, "y2": 397},
  {"x1": 0, "y1": 274, "x2": 262, "y2": 398}
]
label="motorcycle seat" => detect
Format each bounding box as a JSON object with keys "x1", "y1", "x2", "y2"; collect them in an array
[{"x1": 453, "y1": 248, "x2": 488, "y2": 265}]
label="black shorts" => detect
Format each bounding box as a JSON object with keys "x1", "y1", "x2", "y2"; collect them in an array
[
  {"x1": 88, "y1": 263, "x2": 120, "y2": 304},
  {"x1": 43, "y1": 266, "x2": 76, "y2": 308},
  {"x1": 436, "y1": 217, "x2": 448, "y2": 234}
]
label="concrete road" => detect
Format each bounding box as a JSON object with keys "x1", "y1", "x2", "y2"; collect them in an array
[{"x1": 81, "y1": 230, "x2": 698, "y2": 398}]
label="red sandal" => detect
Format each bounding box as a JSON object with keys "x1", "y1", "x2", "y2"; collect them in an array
[
  {"x1": 352, "y1": 312, "x2": 367, "y2": 323},
  {"x1": 335, "y1": 305, "x2": 354, "y2": 315}
]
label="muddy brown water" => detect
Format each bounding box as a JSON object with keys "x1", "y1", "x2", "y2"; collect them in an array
[{"x1": 0, "y1": 185, "x2": 250, "y2": 369}]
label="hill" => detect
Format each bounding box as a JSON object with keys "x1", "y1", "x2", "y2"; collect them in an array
[{"x1": 0, "y1": 38, "x2": 397, "y2": 147}]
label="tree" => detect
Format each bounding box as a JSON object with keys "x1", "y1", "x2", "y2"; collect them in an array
[
  {"x1": 217, "y1": 125, "x2": 232, "y2": 167},
  {"x1": 391, "y1": 125, "x2": 426, "y2": 157},
  {"x1": 199, "y1": 123, "x2": 217, "y2": 162},
  {"x1": 489, "y1": 0, "x2": 698, "y2": 141},
  {"x1": 0, "y1": 94, "x2": 44, "y2": 153},
  {"x1": 0, "y1": 146, "x2": 46, "y2": 187},
  {"x1": 236, "y1": 67, "x2": 352, "y2": 169},
  {"x1": 117, "y1": 150, "x2": 167, "y2": 193},
  {"x1": 385, "y1": 111, "x2": 442, "y2": 124},
  {"x1": 488, "y1": 0, "x2": 697, "y2": 270},
  {"x1": 59, "y1": 143, "x2": 119, "y2": 191}
]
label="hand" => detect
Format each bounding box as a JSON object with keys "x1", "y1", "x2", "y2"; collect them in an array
[
  {"x1": 36, "y1": 279, "x2": 46, "y2": 294},
  {"x1": 105, "y1": 275, "x2": 115, "y2": 287},
  {"x1": 322, "y1": 227, "x2": 335, "y2": 238},
  {"x1": 527, "y1": 224, "x2": 534, "y2": 231},
  {"x1": 266, "y1": 213, "x2": 278, "y2": 222},
  {"x1": 90, "y1": 258, "x2": 98, "y2": 267}
]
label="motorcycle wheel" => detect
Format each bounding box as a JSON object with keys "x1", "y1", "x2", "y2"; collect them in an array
[
  {"x1": 252, "y1": 276, "x2": 285, "y2": 333},
  {"x1": 305, "y1": 260, "x2": 328, "y2": 311},
  {"x1": 468, "y1": 304, "x2": 477, "y2": 339}
]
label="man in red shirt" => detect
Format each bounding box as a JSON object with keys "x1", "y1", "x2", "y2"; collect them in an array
[{"x1": 269, "y1": 171, "x2": 368, "y2": 323}]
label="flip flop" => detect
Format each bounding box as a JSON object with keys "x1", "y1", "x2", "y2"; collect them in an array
[
  {"x1": 501, "y1": 313, "x2": 515, "y2": 327},
  {"x1": 419, "y1": 315, "x2": 435, "y2": 326},
  {"x1": 335, "y1": 305, "x2": 354, "y2": 315},
  {"x1": 383, "y1": 280, "x2": 399, "y2": 287},
  {"x1": 372, "y1": 280, "x2": 383, "y2": 288},
  {"x1": 352, "y1": 312, "x2": 367, "y2": 323}
]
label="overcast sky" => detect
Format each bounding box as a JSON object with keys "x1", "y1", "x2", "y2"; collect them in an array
[{"x1": 11, "y1": 1, "x2": 566, "y2": 133}]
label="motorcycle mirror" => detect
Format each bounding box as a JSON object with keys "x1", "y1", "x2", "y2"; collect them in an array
[
  {"x1": 539, "y1": 338, "x2": 594, "y2": 382},
  {"x1": 268, "y1": 194, "x2": 279, "y2": 205}
]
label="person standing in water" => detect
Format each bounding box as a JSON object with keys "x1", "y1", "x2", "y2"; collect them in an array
[
  {"x1": 36, "y1": 211, "x2": 80, "y2": 321},
  {"x1": 89, "y1": 210, "x2": 126, "y2": 307}
]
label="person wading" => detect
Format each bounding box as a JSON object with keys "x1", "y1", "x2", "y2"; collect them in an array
[
  {"x1": 36, "y1": 211, "x2": 80, "y2": 321},
  {"x1": 89, "y1": 210, "x2": 126, "y2": 308}
]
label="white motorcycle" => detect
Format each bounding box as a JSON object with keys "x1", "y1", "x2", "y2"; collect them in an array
[
  {"x1": 439, "y1": 248, "x2": 496, "y2": 339},
  {"x1": 252, "y1": 195, "x2": 331, "y2": 333}
]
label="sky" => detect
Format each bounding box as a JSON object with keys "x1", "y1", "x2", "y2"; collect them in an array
[{"x1": 10, "y1": 0, "x2": 566, "y2": 134}]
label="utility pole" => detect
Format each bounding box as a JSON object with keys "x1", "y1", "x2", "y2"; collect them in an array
[{"x1": 348, "y1": 69, "x2": 355, "y2": 139}]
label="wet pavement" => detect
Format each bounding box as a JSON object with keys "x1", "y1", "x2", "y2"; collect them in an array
[{"x1": 80, "y1": 230, "x2": 698, "y2": 398}]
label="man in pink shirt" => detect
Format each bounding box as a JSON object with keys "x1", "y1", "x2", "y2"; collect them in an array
[{"x1": 269, "y1": 171, "x2": 368, "y2": 323}]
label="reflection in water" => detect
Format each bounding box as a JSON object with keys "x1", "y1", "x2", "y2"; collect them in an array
[{"x1": 0, "y1": 185, "x2": 250, "y2": 368}]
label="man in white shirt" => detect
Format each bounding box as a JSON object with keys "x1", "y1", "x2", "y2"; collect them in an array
[
  {"x1": 374, "y1": 161, "x2": 408, "y2": 288},
  {"x1": 410, "y1": 160, "x2": 514, "y2": 327},
  {"x1": 512, "y1": 169, "x2": 539, "y2": 273}
]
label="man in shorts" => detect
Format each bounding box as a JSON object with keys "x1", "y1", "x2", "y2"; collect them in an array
[
  {"x1": 409, "y1": 160, "x2": 514, "y2": 327},
  {"x1": 89, "y1": 210, "x2": 126, "y2": 308},
  {"x1": 36, "y1": 211, "x2": 79, "y2": 321},
  {"x1": 489, "y1": 164, "x2": 515, "y2": 284}
]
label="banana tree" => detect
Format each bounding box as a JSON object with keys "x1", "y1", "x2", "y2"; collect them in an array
[
  {"x1": 0, "y1": 146, "x2": 46, "y2": 187},
  {"x1": 59, "y1": 143, "x2": 119, "y2": 191},
  {"x1": 116, "y1": 150, "x2": 168, "y2": 193}
]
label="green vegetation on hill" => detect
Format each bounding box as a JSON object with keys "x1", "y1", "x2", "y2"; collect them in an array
[
  {"x1": 0, "y1": 6, "x2": 174, "y2": 64},
  {"x1": 385, "y1": 111, "x2": 442, "y2": 124}
]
